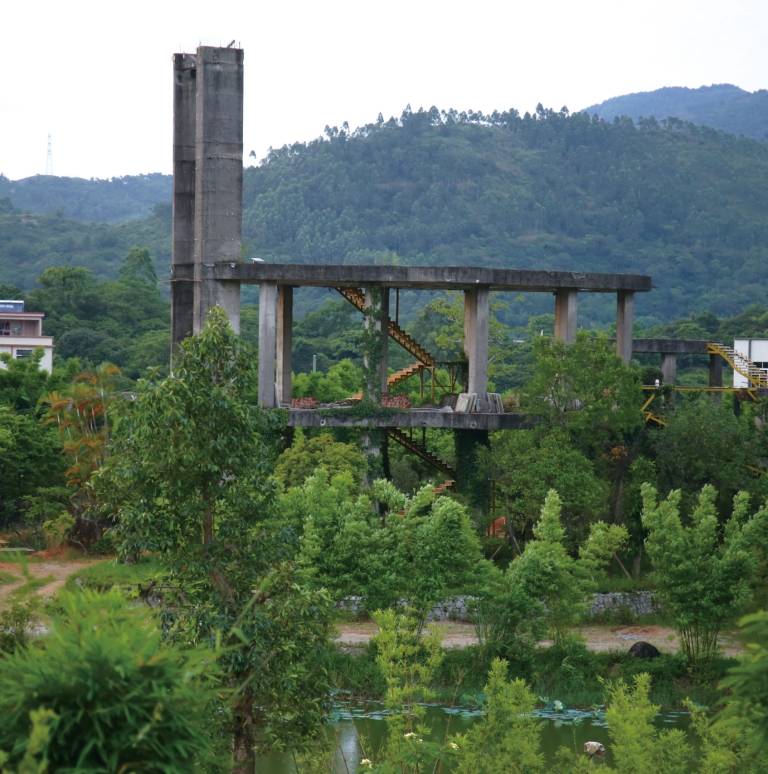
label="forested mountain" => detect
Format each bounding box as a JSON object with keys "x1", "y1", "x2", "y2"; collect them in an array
[
  {"x1": 0, "y1": 199, "x2": 171, "y2": 289},
  {"x1": 585, "y1": 84, "x2": 768, "y2": 141},
  {"x1": 3, "y1": 105, "x2": 768, "y2": 327},
  {"x1": 0, "y1": 173, "x2": 171, "y2": 223}
]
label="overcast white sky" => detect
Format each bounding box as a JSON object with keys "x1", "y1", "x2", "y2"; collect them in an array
[{"x1": 2, "y1": 0, "x2": 767, "y2": 181}]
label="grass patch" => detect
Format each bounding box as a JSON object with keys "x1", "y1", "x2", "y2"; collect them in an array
[
  {"x1": 64, "y1": 555, "x2": 166, "y2": 592},
  {"x1": 594, "y1": 575, "x2": 657, "y2": 593},
  {"x1": 10, "y1": 574, "x2": 55, "y2": 600},
  {"x1": 0, "y1": 571, "x2": 18, "y2": 588}
]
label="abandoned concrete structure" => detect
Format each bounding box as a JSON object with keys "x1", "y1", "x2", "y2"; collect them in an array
[{"x1": 168, "y1": 44, "x2": 657, "y2": 494}]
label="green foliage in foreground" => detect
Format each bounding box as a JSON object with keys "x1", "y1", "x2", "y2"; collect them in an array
[
  {"x1": 0, "y1": 589, "x2": 221, "y2": 773},
  {"x1": 718, "y1": 611, "x2": 768, "y2": 757},
  {"x1": 98, "y1": 307, "x2": 334, "y2": 771},
  {"x1": 642, "y1": 484, "x2": 768, "y2": 678}
]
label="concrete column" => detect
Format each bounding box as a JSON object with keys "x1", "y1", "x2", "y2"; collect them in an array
[
  {"x1": 192, "y1": 46, "x2": 244, "y2": 333},
  {"x1": 710, "y1": 353, "x2": 723, "y2": 404},
  {"x1": 197, "y1": 280, "x2": 240, "y2": 333},
  {"x1": 616, "y1": 291, "x2": 634, "y2": 364},
  {"x1": 364, "y1": 287, "x2": 389, "y2": 399},
  {"x1": 464, "y1": 287, "x2": 489, "y2": 395},
  {"x1": 276, "y1": 286, "x2": 293, "y2": 405},
  {"x1": 661, "y1": 353, "x2": 677, "y2": 385},
  {"x1": 258, "y1": 282, "x2": 277, "y2": 408},
  {"x1": 554, "y1": 289, "x2": 578, "y2": 343},
  {"x1": 170, "y1": 53, "x2": 197, "y2": 352}
]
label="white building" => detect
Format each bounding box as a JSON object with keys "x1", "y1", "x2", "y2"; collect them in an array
[
  {"x1": 0, "y1": 300, "x2": 54, "y2": 373},
  {"x1": 733, "y1": 338, "x2": 768, "y2": 388}
]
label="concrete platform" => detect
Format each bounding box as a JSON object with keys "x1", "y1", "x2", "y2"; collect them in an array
[
  {"x1": 183, "y1": 262, "x2": 652, "y2": 293},
  {"x1": 287, "y1": 408, "x2": 535, "y2": 430}
]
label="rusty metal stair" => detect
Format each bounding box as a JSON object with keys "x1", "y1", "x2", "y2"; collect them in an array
[
  {"x1": 387, "y1": 428, "x2": 457, "y2": 481},
  {"x1": 432, "y1": 479, "x2": 456, "y2": 497},
  {"x1": 336, "y1": 287, "x2": 436, "y2": 366},
  {"x1": 349, "y1": 363, "x2": 428, "y2": 401}
]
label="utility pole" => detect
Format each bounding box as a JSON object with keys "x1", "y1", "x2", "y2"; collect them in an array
[{"x1": 45, "y1": 134, "x2": 53, "y2": 176}]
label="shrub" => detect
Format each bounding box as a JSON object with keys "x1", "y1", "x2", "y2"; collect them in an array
[{"x1": 0, "y1": 589, "x2": 221, "y2": 772}]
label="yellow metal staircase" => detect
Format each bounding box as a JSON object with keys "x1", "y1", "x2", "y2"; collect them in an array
[
  {"x1": 336, "y1": 288, "x2": 436, "y2": 366},
  {"x1": 707, "y1": 342, "x2": 768, "y2": 388}
]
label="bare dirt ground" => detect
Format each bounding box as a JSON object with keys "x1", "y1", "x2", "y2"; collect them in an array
[
  {"x1": 0, "y1": 555, "x2": 100, "y2": 602},
  {"x1": 334, "y1": 621, "x2": 746, "y2": 657}
]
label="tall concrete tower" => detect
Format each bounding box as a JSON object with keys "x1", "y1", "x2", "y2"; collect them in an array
[{"x1": 171, "y1": 45, "x2": 243, "y2": 351}]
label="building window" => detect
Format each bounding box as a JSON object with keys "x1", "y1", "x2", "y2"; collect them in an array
[
  {"x1": 11, "y1": 324, "x2": 21, "y2": 335},
  {"x1": 0, "y1": 322, "x2": 9, "y2": 336},
  {"x1": 15, "y1": 349, "x2": 33, "y2": 359}
]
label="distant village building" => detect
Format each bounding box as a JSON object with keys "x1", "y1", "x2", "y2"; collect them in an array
[
  {"x1": 0, "y1": 300, "x2": 53, "y2": 373},
  {"x1": 733, "y1": 338, "x2": 768, "y2": 387}
]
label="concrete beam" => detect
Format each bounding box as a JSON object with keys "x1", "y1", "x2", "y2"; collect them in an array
[
  {"x1": 276, "y1": 286, "x2": 293, "y2": 405},
  {"x1": 464, "y1": 287, "x2": 489, "y2": 395},
  {"x1": 364, "y1": 287, "x2": 389, "y2": 399},
  {"x1": 661, "y1": 353, "x2": 677, "y2": 385},
  {"x1": 287, "y1": 409, "x2": 536, "y2": 430},
  {"x1": 616, "y1": 291, "x2": 634, "y2": 364},
  {"x1": 171, "y1": 53, "x2": 197, "y2": 351},
  {"x1": 199, "y1": 263, "x2": 652, "y2": 293},
  {"x1": 192, "y1": 46, "x2": 244, "y2": 333},
  {"x1": 258, "y1": 282, "x2": 277, "y2": 408},
  {"x1": 554, "y1": 289, "x2": 577, "y2": 343},
  {"x1": 609, "y1": 338, "x2": 710, "y2": 355}
]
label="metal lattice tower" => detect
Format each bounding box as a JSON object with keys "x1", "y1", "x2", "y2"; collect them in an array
[{"x1": 45, "y1": 134, "x2": 53, "y2": 176}]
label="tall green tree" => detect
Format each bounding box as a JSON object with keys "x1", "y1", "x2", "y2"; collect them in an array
[
  {"x1": 98, "y1": 307, "x2": 333, "y2": 774},
  {"x1": 641, "y1": 484, "x2": 768, "y2": 678}
]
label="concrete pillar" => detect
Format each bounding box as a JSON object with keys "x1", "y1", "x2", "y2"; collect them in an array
[
  {"x1": 709, "y1": 353, "x2": 723, "y2": 404},
  {"x1": 464, "y1": 287, "x2": 489, "y2": 395},
  {"x1": 258, "y1": 283, "x2": 277, "y2": 408},
  {"x1": 364, "y1": 287, "x2": 389, "y2": 399},
  {"x1": 554, "y1": 289, "x2": 578, "y2": 343},
  {"x1": 192, "y1": 46, "x2": 244, "y2": 334},
  {"x1": 276, "y1": 286, "x2": 293, "y2": 405},
  {"x1": 661, "y1": 353, "x2": 677, "y2": 385},
  {"x1": 616, "y1": 291, "x2": 634, "y2": 364},
  {"x1": 171, "y1": 53, "x2": 197, "y2": 352}
]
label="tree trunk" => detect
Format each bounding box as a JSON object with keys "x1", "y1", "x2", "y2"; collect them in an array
[{"x1": 232, "y1": 684, "x2": 256, "y2": 774}]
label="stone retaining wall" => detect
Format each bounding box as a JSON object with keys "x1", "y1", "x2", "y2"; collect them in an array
[{"x1": 336, "y1": 591, "x2": 660, "y2": 621}]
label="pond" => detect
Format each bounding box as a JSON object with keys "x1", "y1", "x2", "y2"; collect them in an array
[{"x1": 256, "y1": 702, "x2": 696, "y2": 772}]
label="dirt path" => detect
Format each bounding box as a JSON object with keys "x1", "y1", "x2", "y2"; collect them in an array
[
  {"x1": 334, "y1": 621, "x2": 745, "y2": 656},
  {"x1": 0, "y1": 556, "x2": 100, "y2": 602}
]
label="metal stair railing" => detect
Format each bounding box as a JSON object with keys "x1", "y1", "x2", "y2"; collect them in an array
[
  {"x1": 349, "y1": 363, "x2": 429, "y2": 401},
  {"x1": 707, "y1": 342, "x2": 768, "y2": 388},
  {"x1": 335, "y1": 288, "x2": 436, "y2": 366},
  {"x1": 387, "y1": 427, "x2": 457, "y2": 481}
]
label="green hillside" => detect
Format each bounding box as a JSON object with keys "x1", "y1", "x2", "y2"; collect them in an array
[
  {"x1": 585, "y1": 84, "x2": 768, "y2": 142},
  {"x1": 0, "y1": 199, "x2": 171, "y2": 290},
  {"x1": 0, "y1": 173, "x2": 172, "y2": 223},
  {"x1": 3, "y1": 106, "x2": 768, "y2": 327}
]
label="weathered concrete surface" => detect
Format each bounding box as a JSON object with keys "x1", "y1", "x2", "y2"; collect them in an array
[
  {"x1": 616, "y1": 291, "x2": 634, "y2": 364},
  {"x1": 192, "y1": 263, "x2": 652, "y2": 292},
  {"x1": 364, "y1": 288, "x2": 389, "y2": 398},
  {"x1": 258, "y1": 283, "x2": 277, "y2": 408},
  {"x1": 554, "y1": 289, "x2": 578, "y2": 343},
  {"x1": 192, "y1": 46, "x2": 244, "y2": 333},
  {"x1": 276, "y1": 286, "x2": 293, "y2": 404},
  {"x1": 661, "y1": 353, "x2": 677, "y2": 384},
  {"x1": 464, "y1": 288, "x2": 489, "y2": 395},
  {"x1": 628, "y1": 339, "x2": 709, "y2": 355},
  {"x1": 287, "y1": 409, "x2": 535, "y2": 430},
  {"x1": 171, "y1": 53, "x2": 197, "y2": 349}
]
